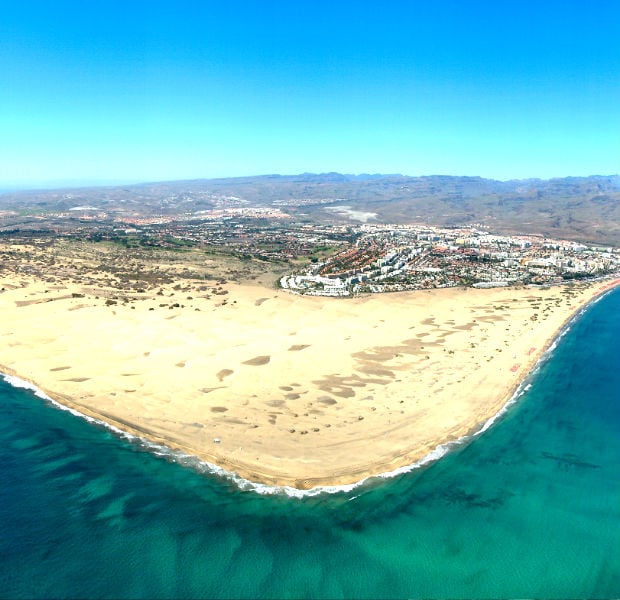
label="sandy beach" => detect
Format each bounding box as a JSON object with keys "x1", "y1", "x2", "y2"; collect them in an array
[{"x1": 1, "y1": 242, "x2": 618, "y2": 488}]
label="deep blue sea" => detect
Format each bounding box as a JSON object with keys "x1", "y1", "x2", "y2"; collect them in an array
[{"x1": 1, "y1": 288, "x2": 619, "y2": 599}]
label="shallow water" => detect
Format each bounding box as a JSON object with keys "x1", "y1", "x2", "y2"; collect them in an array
[{"x1": 1, "y1": 289, "x2": 619, "y2": 598}]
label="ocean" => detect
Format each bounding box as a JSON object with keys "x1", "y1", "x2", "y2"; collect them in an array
[{"x1": 1, "y1": 288, "x2": 619, "y2": 598}]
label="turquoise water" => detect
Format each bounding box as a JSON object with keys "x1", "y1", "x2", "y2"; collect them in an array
[{"x1": 1, "y1": 289, "x2": 619, "y2": 598}]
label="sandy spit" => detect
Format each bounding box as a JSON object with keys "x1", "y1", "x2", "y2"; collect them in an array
[{"x1": 1, "y1": 272, "x2": 618, "y2": 489}]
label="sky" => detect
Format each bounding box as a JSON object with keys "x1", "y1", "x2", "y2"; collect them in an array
[{"x1": 1, "y1": 0, "x2": 618, "y2": 187}]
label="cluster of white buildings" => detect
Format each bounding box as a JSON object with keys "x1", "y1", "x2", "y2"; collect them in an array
[{"x1": 279, "y1": 274, "x2": 350, "y2": 296}]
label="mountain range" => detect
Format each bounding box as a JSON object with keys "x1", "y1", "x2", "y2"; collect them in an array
[{"x1": 1, "y1": 174, "x2": 619, "y2": 245}]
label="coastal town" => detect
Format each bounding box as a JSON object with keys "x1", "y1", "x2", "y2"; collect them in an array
[
  {"x1": 280, "y1": 224, "x2": 620, "y2": 296},
  {"x1": 2, "y1": 201, "x2": 619, "y2": 299}
]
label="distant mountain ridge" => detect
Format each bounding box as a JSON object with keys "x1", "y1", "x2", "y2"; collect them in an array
[{"x1": 1, "y1": 173, "x2": 619, "y2": 245}]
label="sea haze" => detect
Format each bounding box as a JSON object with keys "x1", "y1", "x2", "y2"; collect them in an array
[{"x1": 0, "y1": 288, "x2": 619, "y2": 598}]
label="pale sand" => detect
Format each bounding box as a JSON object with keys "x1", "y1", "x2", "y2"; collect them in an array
[{"x1": 1, "y1": 270, "x2": 618, "y2": 489}]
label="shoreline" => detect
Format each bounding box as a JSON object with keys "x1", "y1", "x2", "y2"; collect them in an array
[
  {"x1": 0, "y1": 350, "x2": 556, "y2": 498},
  {"x1": 1, "y1": 276, "x2": 618, "y2": 493}
]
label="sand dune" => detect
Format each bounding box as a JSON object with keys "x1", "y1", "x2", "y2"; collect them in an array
[{"x1": 1, "y1": 269, "x2": 618, "y2": 489}]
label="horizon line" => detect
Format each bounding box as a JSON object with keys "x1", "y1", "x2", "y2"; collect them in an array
[{"x1": 1, "y1": 171, "x2": 619, "y2": 194}]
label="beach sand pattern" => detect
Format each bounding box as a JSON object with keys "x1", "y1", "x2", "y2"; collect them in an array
[{"x1": 1, "y1": 257, "x2": 618, "y2": 489}]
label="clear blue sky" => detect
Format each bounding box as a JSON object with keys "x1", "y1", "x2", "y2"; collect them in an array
[{"x1": 1, "y1": 0, "x2": 618, "y2": 187}]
